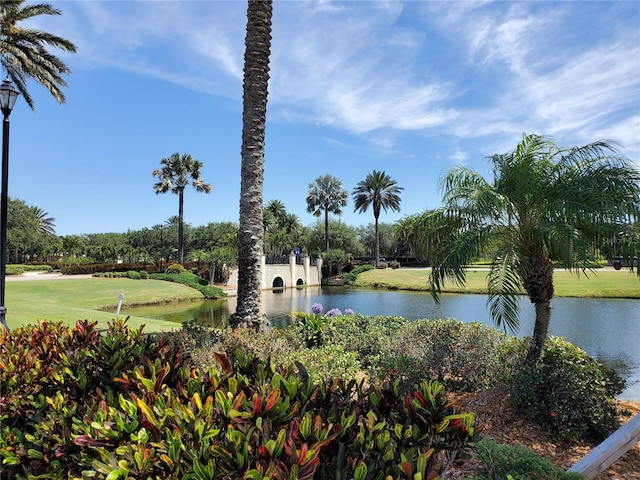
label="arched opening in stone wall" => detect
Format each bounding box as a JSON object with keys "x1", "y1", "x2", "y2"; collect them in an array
[
  {"x1": 296, "y1": 278, "x2": 305, "y2": 287},
  {"x1": 272, "y1": 276, "x2": 284, "y2": 291}
]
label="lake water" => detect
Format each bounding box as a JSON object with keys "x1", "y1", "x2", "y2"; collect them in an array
[{"x1": 127, "y1": 287, "x2": 640, "y2": 401}]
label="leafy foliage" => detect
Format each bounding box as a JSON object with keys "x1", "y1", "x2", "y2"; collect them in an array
[
  {"x1": 510, "y1": 337, "x2": 626, "y2": 441},
  {"x1": 381, "y1": 319, "x2": 527, "y2": 392},
  {"x1": 0, "y1": 319, "x2": 477, "y2": 479}
]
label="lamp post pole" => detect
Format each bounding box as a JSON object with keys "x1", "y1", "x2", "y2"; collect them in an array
[{"x1": 0, "y1": 78, "x2": 20, "y2": 331}]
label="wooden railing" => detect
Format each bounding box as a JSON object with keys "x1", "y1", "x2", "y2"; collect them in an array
[{"x1": 568, "y1": 413, "x2": 640, "y2": 479}]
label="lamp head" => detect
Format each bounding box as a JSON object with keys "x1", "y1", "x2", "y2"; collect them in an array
[{"x1": 0, "y1": 78, "x2": 20, "y2": 116}]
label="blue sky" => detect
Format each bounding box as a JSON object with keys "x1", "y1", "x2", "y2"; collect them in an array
[{"x1": 7, "y1": 0, "x2": 640, "y2": 237}]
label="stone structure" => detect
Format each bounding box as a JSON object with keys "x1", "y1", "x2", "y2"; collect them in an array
[{"x1": 227, "y1": 255, "x2": 322, "y2": 290}]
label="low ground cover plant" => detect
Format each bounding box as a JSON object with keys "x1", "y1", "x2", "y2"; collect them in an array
[{"x1": 470, "y1": 439, "x2": 582, "y2": 480}]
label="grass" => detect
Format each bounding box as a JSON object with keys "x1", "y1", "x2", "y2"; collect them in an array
[
  {"x1": 5, "y1": 277, "x2": 204, "y2": 331},
  {"x1": 354, "y1": 267, "x2": 640, "y2": 298}
]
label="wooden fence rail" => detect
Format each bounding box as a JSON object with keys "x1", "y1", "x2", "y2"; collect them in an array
[{"x1": 568, "y1": 413, "x2": 640, "y2": 479}]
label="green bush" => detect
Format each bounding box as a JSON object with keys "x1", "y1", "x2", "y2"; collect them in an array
[
  {"x1": 139, "y1": 270, "x2": 148, "y2": 279},
  {"x1": 510, "y1": 337, "x2": 625, "y2": 441},
  {"x1": 321, "y1": 314, "x2": 406, "y2": 369},
  {"x1": 288, "y1": 312, "x2": 329, "y2": 348},
  {"x1": 20, "y1": 264, "x2": 53, "y2": 272},
  {"x1": 342, "y1": 263, "x2": 374, "y2": 284},
  {"x1": 381, "y1": 319, "x2": 527, "y2": 392},
  {"x1": 165, "y1": 263, "x2": 187, "y2": 274},
  {"x1": 0, "y1": 319, "x2": 478, "y2": 479},
  {"x1": 61, "y1": 261, "x2": 151, "y2": 275},
  {"x1": 5, "y1": 264, "x2": 24, "y2": 275},
  {"x1": 126, "y1": 270, "x2": 142, "y2": 279},
  {"x1": 470, "y1": 439, "x2": 582, "y2": 480},
  {"x1": 149, "y1": 272, "x2": 225, "y2": 299}
]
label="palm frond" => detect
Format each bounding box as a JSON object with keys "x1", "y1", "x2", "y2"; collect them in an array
[{"x1": 486, "y1": 255, "x2": 523, "y2": 332}]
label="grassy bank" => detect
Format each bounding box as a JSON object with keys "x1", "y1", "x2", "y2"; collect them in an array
[
  {"x1": 354, "y1": 267, "x2": 640, "y2": 298},
  {"x1": 5, "y1": 277, "x2": 204, "y2": 331}
]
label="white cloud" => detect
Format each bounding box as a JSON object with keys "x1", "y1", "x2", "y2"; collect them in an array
[{"x1": 35, "y1": 1, "x2": 639, "y2": 160}]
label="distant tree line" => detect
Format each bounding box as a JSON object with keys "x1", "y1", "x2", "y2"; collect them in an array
[{"x1": 3, "y1": 196, "x2": 411, "y2": 267}]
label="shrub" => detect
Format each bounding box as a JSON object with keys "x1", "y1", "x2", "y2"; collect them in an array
[
  {"x1": 388, "y1": 260, "x2": 401, "y2": 269},
  {"x1": 0, "y1": 320, "x2": 477, "y2": 479},
  {"x1": 5, "y1": 264, "x2": 24, "y2": 275},
  {"x1": 60, "y1": 261, "x2": 151, "y2": 275},
  {"x1": 321, "y1": 314, "x2": 407, "y2": 369},
  {"x1": 470, "y1": 439, "x2": 582, "y2": 480},
  {"x1": 342, "y1": 263, "x2": 373, "y2": 284},
  {"x1": 165, "y1": 263, "x2": 187, "y2": 274},
  {"x1": 289, "y1": 312, "x2": 328, "y2": 348},
  {"x1": 510, "y1": 337, "x2": 625, "y2": 441},
  {"x1": 380, "y1": 319, "x2": 527, "y2": 392},
  {"x1": 126, "y1": 270, "x2": 141, "y2": 279},
  {"x1": 139, "y1": 270, "x2": 148, "y2": 279},
  {"x1": 149, "y1": 272, "x2": 225, "y2": 299}
]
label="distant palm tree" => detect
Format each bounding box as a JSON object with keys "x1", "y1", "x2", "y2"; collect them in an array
[
  {"x1": 0, "y1": 0, "x2": 77, "y2": 109},
  {"x1": 30, "y1": 206, "x2": 55, "y2": 236},
  {"x1": 152, "y1": 153, "x2": 212, "y2": 264},
  {"x1": 306, "y1": 175, "x2": 348, "y2": 252},
  {"x1": 428, "y1": 134, "x2": 640, "y2": 363},
  {"x1": 232, "y1": 0, "x2": 273, "y2": 332},
  {"x1": 352, "y1": 170, "x2": 403, "y2": 265},
  {"x1": 265, "y1": 199, "x2": 286, "y2": 225}
]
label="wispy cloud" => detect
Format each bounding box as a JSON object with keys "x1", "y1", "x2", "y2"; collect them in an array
[{"x1": 41, "y1": 0, "x2": 640, "y2": 159}]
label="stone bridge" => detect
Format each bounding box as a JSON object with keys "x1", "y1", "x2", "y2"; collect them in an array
[{"x1": 227, "y1": 254, "x2": 323, "y2": 290}]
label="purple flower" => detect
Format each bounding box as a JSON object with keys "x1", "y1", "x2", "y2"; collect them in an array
[
  {"x1": 326, "y1": 308, "x2": 342, "y2": 317},
  {"x1": 344, "y1": 308, "x2": 355, "y2": 316},
  {"x1": 312, "y1": 303, "x2": 323, "y2": 314}
]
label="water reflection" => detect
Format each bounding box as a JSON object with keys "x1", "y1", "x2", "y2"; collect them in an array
[{"x1": 127, "y1": 286, "x2": 640, "y2": 400}]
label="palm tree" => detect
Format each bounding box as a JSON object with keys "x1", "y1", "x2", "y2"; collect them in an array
[
  {"x1": 306, "y1": 174, "x2": 348, "y2": 252},
  {"x1": 352, "y1": 170, "x2": 403, "y2": 265},
  {"x1": 0, "y1": 0, "x2": 77, "y2": 110},
  {"x1": 31, "y1": 206, "x2": 55, "y2": 236},
  {"x1": 428, "y1": 133, "x2": 640, "y2": 363},
  {"x1": 231, "y1": 0, "x2": 273, "y2": 332},
  {"x1": 152, "y1": 153, "x2": 212, "y2": 264}
]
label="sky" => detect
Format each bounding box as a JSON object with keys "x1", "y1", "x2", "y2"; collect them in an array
[{"x1": 6, "y1": 0, "x2": 640, "y2": 237}]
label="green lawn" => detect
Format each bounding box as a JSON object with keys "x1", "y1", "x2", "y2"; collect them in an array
[
  {"x1": 354, "y1": 267, "x2": 640, "y2": 298},
  {"x1": 5, "y1": 277, "x2": 204, "y2": 331}
]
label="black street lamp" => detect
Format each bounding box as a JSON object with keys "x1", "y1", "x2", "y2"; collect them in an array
[{"x1": 0, "y1": 77, "x2": 20, "y2": 331}]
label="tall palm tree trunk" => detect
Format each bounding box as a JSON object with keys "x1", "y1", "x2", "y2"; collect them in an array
[
  {"x1": 324, "y1": 208, "x2": 329, "y2": 251},
  {"x1": 374, "y1": 216, "x2": 380, "y2": 264},
  {"x1": 178, "y1": 190, "x2": 184, "y2": 264},
  {"x1": 231, "y1": 0, "x2": 272, "y2": 332}
]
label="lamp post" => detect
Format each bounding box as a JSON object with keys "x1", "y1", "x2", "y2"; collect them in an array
[{"x1": 0, "y1": 77, "x2": 20, "y2": 331}]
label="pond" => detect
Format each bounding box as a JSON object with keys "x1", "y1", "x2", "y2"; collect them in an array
[{"x1": 127, "y1": 286, "x2": 640, "y2": 401}]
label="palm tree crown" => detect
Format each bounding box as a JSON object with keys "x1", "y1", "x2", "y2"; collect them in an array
[
  {"x1": 352, "y1": 170, "x2": 403, "y2": 264},
  {"x1": 306, "y1": 174, "x2": 348, "y2": 252},
  {"x1": 429, "y1": 133, "x2": 640, "y2": 362},
  {"x1": 152, "y1": 153, "x2": 212, "y2": 264},
  {"x1": 0, "y1": 0, "x2": 77, "y2": 110},
  {"x1": 31, "y1": 206, "x2": 55, "y2": 236}
]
